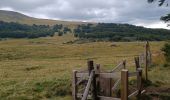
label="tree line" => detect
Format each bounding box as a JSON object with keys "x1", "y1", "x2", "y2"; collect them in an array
[
  {"x1": 1, "y1": 21, "x2": 170, "y2": 41},
  {"x1": 74, "y1": 23, "x2": 170, "y2": 41},
  {"x1": 0, "y1": 21, "x2": 71, "y2": 38}
]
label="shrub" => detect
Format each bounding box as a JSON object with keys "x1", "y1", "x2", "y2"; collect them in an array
[{"x1": 162, "y1": 43, "x2": 170, "y2": 62}]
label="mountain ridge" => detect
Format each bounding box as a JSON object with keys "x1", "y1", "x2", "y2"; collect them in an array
[{"x1": 0, "y1": 10, "x2": 88, "y2": 26}]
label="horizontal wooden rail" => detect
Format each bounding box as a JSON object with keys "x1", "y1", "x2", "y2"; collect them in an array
[
  {"x1": 128, "y1": 72, "x2": 138, "y2": 77},
  {"x1": 100, "y1": 73, "x2": 120, "y2": 79},
  {"x1": 76, "y1": 72, "x2": 89, "y2": 78},
  {"x1": 77, "y1": 72, "x2": 120, "y2": 79}
]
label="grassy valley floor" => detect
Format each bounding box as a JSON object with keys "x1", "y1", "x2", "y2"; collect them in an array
[{"x1": 0, "y1": 34, "x2": 169, "y2": 100}]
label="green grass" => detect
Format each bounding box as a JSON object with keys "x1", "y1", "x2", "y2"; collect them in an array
[{"x1": 0, "y1": 34, "x2": 169, "y2": 99}]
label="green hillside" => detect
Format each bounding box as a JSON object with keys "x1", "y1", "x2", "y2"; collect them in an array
[
  {"x1": 0, "y1": 10, "x2": 87, "y2": 27},
  {"x1": 74, "y1": 23, "x2": 170, "y2": 41},
  {"x1": 1, "y1": 10, "x2": 170, "y2": 41}
]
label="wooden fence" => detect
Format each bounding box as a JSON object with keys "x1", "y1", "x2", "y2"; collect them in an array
[{"x1": 72, "y1": 42, "x2": 152, "y2": 100}]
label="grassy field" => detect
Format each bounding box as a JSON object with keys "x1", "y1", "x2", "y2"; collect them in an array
[{"x1": 0, "y1": 34, "x2": 169, "y2": 100}]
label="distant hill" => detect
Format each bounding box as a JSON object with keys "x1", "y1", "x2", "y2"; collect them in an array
[
  {"x1": 0, "y1": 10, "x2": 87, "y2": 27},
  {"x1": 0, "y1": 21, "x2": 55, "y2": 38},
  {"x1": 74, "y1": 23, "x2": 170, "y2": 41},
  {"x1": 1, "y1": 10, "x2": 170, "y2": 41}
]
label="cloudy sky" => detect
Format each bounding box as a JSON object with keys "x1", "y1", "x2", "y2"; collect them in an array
[{"x1": 0, "y1": 0, "x2": 169, "y2": 29}]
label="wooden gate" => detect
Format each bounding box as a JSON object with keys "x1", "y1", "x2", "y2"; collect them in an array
[{"x1": 72, "y1": 42, "x2": 152, "y2": 100}]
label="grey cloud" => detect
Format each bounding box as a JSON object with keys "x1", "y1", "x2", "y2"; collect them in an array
[{"x1": 0, "y1": 0, "x2": 169, "y2": 29}]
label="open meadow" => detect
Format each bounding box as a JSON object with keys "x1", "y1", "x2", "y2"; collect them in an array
[{"x1": 0, "y1": 34, "x2": 169, "y2": 100}]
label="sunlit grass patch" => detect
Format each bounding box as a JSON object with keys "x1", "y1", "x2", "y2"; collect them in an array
[{"x1": 0, "y1": 34, "x2": 168, "y2": 99}]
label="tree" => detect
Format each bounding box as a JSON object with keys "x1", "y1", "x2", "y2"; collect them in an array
[
  {"x1": 63, "y1": 27, "x2": 71, "y2": 33},
  {"x1": 148, "y1": 0, "x2": 170, "y2": 65},
  {"x1": 0, "y1": 21, "x2": 55, "y2": 38},
  {"x1": 148, "y1": 0, "x2": 167, "y2": 6},
  {"x1": 162, "y1": 43, "x2": 170, "y2": 61},
  {"x1": 73, "y1": 23, "x2": 170, "y2": 41},
  {"x1": 161, "y1": 14, "x2": 170, "y2": 26},
  {"x1": 53, "y1": 24, "x2": 63, "y2": 32},
  {"x1": 148, "y1": 0, "x2": 170, "y2": 26},
  {"x1": 58, "y1": 31, "x2": 63, "y2": 36}
]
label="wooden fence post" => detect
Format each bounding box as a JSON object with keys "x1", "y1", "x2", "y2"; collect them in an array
[
  {"x1": 95, "y1": 64, "x2": 100, "y2": 74},
  {"x1": 72, "y1": 70, "x2": 77, "y2": 100},
  {"x1": 123, "y1": 60, "x2": 126, "y2": 69},
  {"x1": 145, "y1": 41, "x2": 149, "y2": 80},
  {"x1": 135, "y1": 57, "x2": 140, "y2": 70},
  {"x1": 95, "y1": 64, "x2": 100, "y2": 94},
  {"x1": 121, "y1": 69, "x2": 128, "y2": 100},
  {"x1": 137, "y1": 68, "x2": 142, "y2": 98},
  {"x1": 88, "y1": 60, "x2": 94, "y2": 75},
  {"x1": 139, "y1": 53, "x2": 144, "y2": 67},
  {"x1": 87, "y1": 60, "x2": 96, "y2": 99},
  {"x1": 148, "y1": 42, "x2": 152, "y2": 67},
  {"x1": 92, "y1": 70, "x2": 97, "y2": 100}
]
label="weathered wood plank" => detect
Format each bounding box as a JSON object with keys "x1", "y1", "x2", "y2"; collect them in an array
[
  {"x1": 135, "y1": 57, "x2": 140, "y2": 70},
  {"x1": 95, "y1": 64, "x2": 100, "y2": 95},
  {"x1": 112, "y1": 79, "x2": 121, "y2": 91},
  {"x1": 77, "y1": 72, "x2": 119, "y2": 79},
  {"x1": 128, "y1": 90, "x2": 139, "y2": 98},
  {"x1": 128, "y1": 72, "x2": 137, "y2": 77},
  {"x1": 145, "y1": 41, "x2": 149, "y2": 80},
  {"x1": 76, "y1": 73, "x2": 88, "y2": 78},
  {"x1": 111, "y1": 62, "x2": 123, "y2": 72},
  {"x1": 141, "y1": 90, "x2": 146, "y2": 94},
  {"x1": 81, "y1": 71, "x2": 94, "y2": 100},
  {"x1": 100, "y1": 77, "x2": 112, "y2": 96},
  {"x1": 121, "y1": 69, "x2": 128, "y2": 100},
  {"x1": 88, "y1": 60, "x2": 94, "y2": 75},
  {"x1": 137, "y1": 68, "x2": 142, "y2": 96},
  {"x1": 123, "y1": 60, "x2": 126, "y2": 69},
  {"x1": 139, "y1": 53, "x2": 145, "y2": 65},
  {"x1": 72, "y1": 70, "x2": 78, "y2": 100},
  {"x1": 100, "y1": 73, "x2": 119, "y2": 79},
  {"x1": 92, "y1": 70, "x2": 97, "y2": 100}
]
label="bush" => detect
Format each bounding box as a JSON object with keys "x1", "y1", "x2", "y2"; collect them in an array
[
  {"x1": 58, "y1": 31, "x2": 63, "y2": 36},
  {"x1": 162, "y1": 43, "x2": 170, "y2": 62}
]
